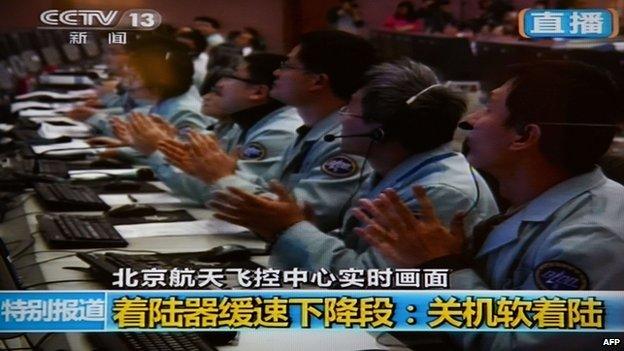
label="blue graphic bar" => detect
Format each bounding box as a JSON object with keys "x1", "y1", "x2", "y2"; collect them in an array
[
  {"x1": 519, "y1": 9, "x2": 619, "y2": 38},
  {"x1": 0, "y1": 290, "x2": 622, "y2": 332}
]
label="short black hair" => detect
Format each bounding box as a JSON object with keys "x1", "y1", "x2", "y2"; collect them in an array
[
  {"x1": 176, "y1": 28, "x2": 207, "y2": 56},
  {"x1": 505, "y1": 60, "x2": 621, "y2": 174},
  {"x1": 207, "y1": 43, "x2": 242, "y2": 71},
  {"x1": 245, "y1": 53, "x2": 286, "y2": 87},
  {"x1": 362, "y1": 59, "x2": 466, "y2": 153},
  {"x1": 201, "y1": 43, "x2": 243, "y2": 95},
  {"x1": 128, "y1": 36, "x2": 193, "y2": 100},
  {"x1": 194, "y1": 16, "x2": 221, "y2": 29},
  {"x1": 297, "y1": 30, "x2": 378, "y2": 100}
]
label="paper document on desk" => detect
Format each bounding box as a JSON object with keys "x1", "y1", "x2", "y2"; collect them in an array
[
  {"x1": 18, "y1": 109, "x2": 63, "y2": 117},
  {"x1": 115, "y1": 219, "x2": 249, "y2": 238},
  {"x1": 31, "y1": 139, "x2": 91, "y2": 154},
  {"x1": 11, "y1": 101, "x2": 75, "y2": 113},
  {"x1": 15, "y1": 89, "x2": 96, "y2": 100},
  {"x1": 38, "y1": 122, "x2": 91, "y2": 139},
  {"x1": 69, "y1": 168, "x2": 138, "y2": 180},
  {"x1": 99, "y1": 193, "x2": 197, "y2": 206},
  {"x1": 38, "y1": 74, "x2": 95, "y2": 86}
]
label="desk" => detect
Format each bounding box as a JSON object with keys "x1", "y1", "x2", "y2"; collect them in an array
[{"x1": 1, "y1": 182, "x2": 406, "y2": 351}]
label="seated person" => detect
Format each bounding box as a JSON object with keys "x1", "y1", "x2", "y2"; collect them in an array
[
  {"x1": 356, "y1": 61, "x2": 624, "y2": 350},
  {"x1": 210, "y1": 59, "x2": 499, "y2": 271},
  {"x1": 200, "y1": 43, "x2": 243, "y2": 95},
  {"x1": 176, "y1": 29, "x2": 209, "y2": 90},
  {"x1": 163, "y1": 30, "x2": 378, "y2": 232},
  {"x1": 114, "y1": 53, "x2": 303, "y2": 203},
  {"x1": 86, "y1": 37, "x2": 213, "y2": 162},
  {"x1": 327, "y1": 0, "x2": 365, "y2": 35},
  {"x1": 73, "y1": 36, "x2": 211, "y2": 138},
  {"x1": 384, "y1": 1, "x2": 424, "y2": 32},
  {"x1": 421, "y1": 0, "x2": 458, "y2": 34},
  {"x1": 193, "y1": 16, "x2": 225, "y2": 49},
  {"x1": 198, "y1": 70, "x2": 243, "y2": 153},
  {"x1": 69, "y1": 42, "x2": 148, "y2": 115}
]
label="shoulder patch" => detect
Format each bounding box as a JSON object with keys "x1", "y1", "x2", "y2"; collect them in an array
[
  {"x1": 534, "y1": 261, "x2": 589, "y2": 290},
  {"x1": 321, "y1": 155, "x2": 358, "y2": 178},
  {"x1": 239, "y1": 142, "x2": 267, "y2": 160}
]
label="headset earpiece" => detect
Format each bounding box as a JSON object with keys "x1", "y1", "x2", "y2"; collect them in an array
[{"x1": 371, "y1": 127, "x2": 385, "y2": 141}]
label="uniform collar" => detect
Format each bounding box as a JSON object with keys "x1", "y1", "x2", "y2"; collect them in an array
[
  {"x1": 150, "y1": 86, "x2": 199, "y2": 117},
  {"x1": 368, "y1": 143, "x2": 455, "y2": 198},
  {"x1": 477, "y1": 167, "x2": 607, "y2": 257},
  {"x1": 518, "y1": 167, "x2": 607, "y2": 222},
  {"x1": 304, "y1": 109, "x2": 342, "y2": 142},
  {"x1": 230, "y1": 101, "x2": 284, "y2": 133}
]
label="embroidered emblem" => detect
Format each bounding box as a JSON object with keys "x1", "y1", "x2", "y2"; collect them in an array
[
  {"x1": 240, "y1": 142, "x2": 267, "y2": 160},
  {"x1": 321, "y1": 155, "x2": 358, "y2": 178},
  {"x1": 534, "y1": 261, "x2": 589, "y2": 290}
]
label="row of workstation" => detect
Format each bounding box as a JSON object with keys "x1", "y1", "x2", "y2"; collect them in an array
[{"x1": 0, "y1": 29, "x2": 402, "y2": 351}]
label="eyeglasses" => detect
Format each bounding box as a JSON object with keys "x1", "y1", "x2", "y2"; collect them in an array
[
  {"x1": 279, "y1": 60, "x2": 309, "y2": 72},
  {"x1": 220, "y1": 73, "x2": 262, "y2": 85},
  {"x1": 338, "y1": 106, "x2": 363, "y2": 119}
]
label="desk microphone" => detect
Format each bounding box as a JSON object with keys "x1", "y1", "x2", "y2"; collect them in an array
[{"x1": 323, "y1": 128, "x2": 385, "y2": 142}]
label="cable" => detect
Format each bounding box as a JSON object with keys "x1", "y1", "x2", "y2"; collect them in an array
[
  {"x1": 32, "y1": 333, "x2": 53, "y2": 350},
  {"x1": 0, "y1": 333, "x2": 54, "y2": 351},
  {"x1": 2, "y1": 211, "x2": 44, "y2": 223},
  {"x1": 464, "y1": 166, "x2": 482, "y2": 215},
  {"x1": 0, "y1": 332, "x2": 35, "y2": 351},
  {"x1": 12, "y1": 249, "x2": 77, "y2": 263},
  {"x1": 15, "y1": 253, "x2": 76, "y2": 271},
  {"x1": 5, "y1": 193, "x2": 34, "y2": 212},
  {"x1": 22, "y1": 278, "x2": 98, "y2": 290},
  {"x1": 10, "y1": 231, "x2": 39, "y2": 261},
  {"x1": 14, "y1": 248, "x2": 162, "y2": 270},
  {"x1": 4, "y1": 239, "x2": 26, "y2": 246},
  {"x1": 337, "y1": 138, "x2": 375, "y2": 221}
]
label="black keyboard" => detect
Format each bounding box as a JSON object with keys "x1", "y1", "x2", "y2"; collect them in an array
[
  {"x1": 37, "y1": 214, "x2": 127, "y2": 248},
  {"x1": 5, "y1": 158, "x2": 68, "y2": 178},
  {"x1": 90, "y1": 332, "x2": 219, "y2": 351},
  {"x1": 37, "y1": 159, "x2": 68, "y2": 177},
  {"x1": 33, "y1": 182, "x2": 110, "y2": 211}
]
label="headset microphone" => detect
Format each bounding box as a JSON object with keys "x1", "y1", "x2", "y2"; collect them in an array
[{"x1": 323, "y1": 128, "x2": 385, "y2": 142}]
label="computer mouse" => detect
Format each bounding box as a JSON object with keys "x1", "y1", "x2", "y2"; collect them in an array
[
  {"x1": 105, "y1": 204, "x2": 157, "y2": 218},
  {"x1": 136, "y1": 167, "x2": 155, "y2": 181},
  {"x1": 197, "y1": 244, "x2": 251, "y2": 262},
  {"x1": 102, "y1": 180, "x2": 143, "y2": 192}
]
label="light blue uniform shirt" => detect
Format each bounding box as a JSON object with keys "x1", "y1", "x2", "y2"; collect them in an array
[
  {"x1": 85, "y1": 86, "x2": 213, "y2": 163},
  {"x1": 270, "y1": 143, "x2": 499, "y2": 271},
  {"x1": 212, "y1": 121, "x2": 243, "y2": 154},
  {"x1": 212, "y1": 110, "x2": 372, "y2": 232},
  {"x1": 86, "y1": 86, "x2": 211, "y2": 137},
  {"x1": 449, "y1": 167, "x2": 624, "y2": 350},
  {"x1": 146, "y1": 106, "x2": 302, "y2": 204}
]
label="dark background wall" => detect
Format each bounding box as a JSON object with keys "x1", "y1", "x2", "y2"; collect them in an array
[{"x1": 0, "y1": 0, "x2": 620, "y2": 53}]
